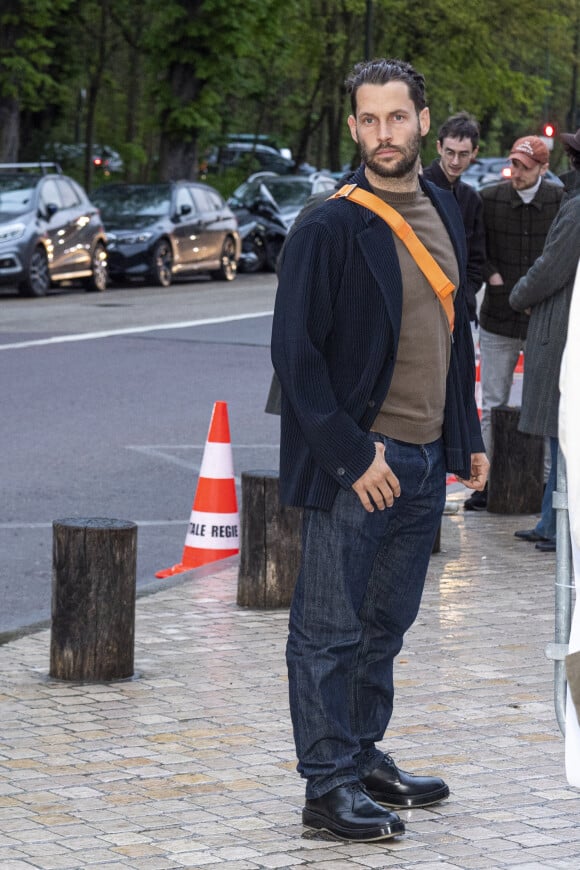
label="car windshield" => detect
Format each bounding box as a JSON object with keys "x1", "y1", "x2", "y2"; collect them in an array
[
  {"x1": 232, "y1": 178, "x2": 314, "y2": 213},
  {"x1": 0, "y1": 175, "x2": 38, "y2": 215},
  {"x1": 92, "y1": 184, "x2": 172, "y2": 218},
  {"x1": 262, "y1": 179, "x2": 313, "y2": 209}
]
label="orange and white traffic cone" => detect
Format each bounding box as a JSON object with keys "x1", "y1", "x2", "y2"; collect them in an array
[
  {"x1": 156, "y1": 401, "x2": 239, "y2": 578},
  {"x1": 474, "y1": 353, "x2": 482, "y2": 420},
  {"x1": 513, "y1": 350, "x2": 524, "y2": 389},
  {"x1": 508, "y1": 350, "x2": 525, "y2": 405}
]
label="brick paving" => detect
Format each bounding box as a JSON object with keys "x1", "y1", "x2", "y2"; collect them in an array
[{"x1": 1, "y1": 493, "x2": 579, "y2": 869}]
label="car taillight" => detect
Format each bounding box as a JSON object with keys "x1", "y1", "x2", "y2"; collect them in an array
[{"x1": 93, "y1": 157, "x2": 103, "y2": 167}]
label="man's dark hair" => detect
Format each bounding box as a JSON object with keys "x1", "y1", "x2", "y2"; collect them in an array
[
  {"x1": 564, "y1": 143, "x2": 580, "y2": 170},
  {"x1": 345, "y1": 58, "x2": 427, "y2": 115},
  {"x1": 437, "y1": 112, "x2": 480, "y2": 149}
]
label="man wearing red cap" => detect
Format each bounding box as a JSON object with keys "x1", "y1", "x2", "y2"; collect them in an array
[{"x1": 464, "y1": 135, "x2": 563, "y2": 512}]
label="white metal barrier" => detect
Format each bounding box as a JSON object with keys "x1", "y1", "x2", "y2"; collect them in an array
[{"x1": 545, "y1": 447, "x2": 573, "y2": 735}]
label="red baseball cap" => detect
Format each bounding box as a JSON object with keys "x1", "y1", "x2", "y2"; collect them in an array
[{"x1": 509, "y1": 136, "x2": 550, "y2": 168}]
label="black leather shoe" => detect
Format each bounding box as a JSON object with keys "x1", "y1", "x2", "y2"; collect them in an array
[
  {"x1": 535, "y1": 539, "x2": 556, "y2": 552},
  {"x1": 303, "y1": 782, "x2": 405, "y2": 841},
  {"x1": 464, "y1": 484, "x2": 487, "y2": 512},
  {"x1": 514, "y1": 529, "x2": 549, "y2": 542},
  {"x1": 361, "y1": 755, "x2": 449, "y2": 808}
]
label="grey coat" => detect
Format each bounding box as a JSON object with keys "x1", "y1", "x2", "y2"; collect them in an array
[{"x1": 509, "y1": 187, "x2": 580, "y2": 437}]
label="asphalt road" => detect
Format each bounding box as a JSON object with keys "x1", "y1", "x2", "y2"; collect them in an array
[{"x1": 0, "y1": 274, "x2": 279, "y2": 639}]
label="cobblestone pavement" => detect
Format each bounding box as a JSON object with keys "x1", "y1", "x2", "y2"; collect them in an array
[{"x1": 1, "y1": 494, "x2": 579, "y2": 869}]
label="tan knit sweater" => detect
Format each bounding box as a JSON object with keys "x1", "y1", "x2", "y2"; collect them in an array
[{"x1": 371, "y1": 186, "x2": 459, "y2": 444}]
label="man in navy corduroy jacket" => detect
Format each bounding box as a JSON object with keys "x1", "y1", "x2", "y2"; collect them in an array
[{"x1": 271, "y1": 58, "x2": 487, "y2": 843}]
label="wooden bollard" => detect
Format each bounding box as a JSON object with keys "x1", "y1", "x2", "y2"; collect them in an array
[
  {"x1": 50, "y1": 518, "x2": 137, "y2": 681},
  {"x1": 237, "y1": 470, "x2": 442, "y2": 607},
  {"x1": 487, "y1": 406, "x2": 544, "y2": 514},
  {"x1": 238, "y1": 471, "x2": 302, "y2": 608}
]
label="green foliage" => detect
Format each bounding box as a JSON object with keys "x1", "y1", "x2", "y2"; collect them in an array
[
  {"x1": 3, "y1": 0, "x2": 578, "y2": 177},
  {"x1": 201, "y1": 167, "x2": 256, "y2": 199},
  {"x1": 0, "y1": 0, "x2": 73, "y2": 107}
]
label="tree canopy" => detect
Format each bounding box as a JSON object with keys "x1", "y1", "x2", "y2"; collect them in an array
[{"x1": 1, "y1": 0, "x2": 577, "y2": 191}]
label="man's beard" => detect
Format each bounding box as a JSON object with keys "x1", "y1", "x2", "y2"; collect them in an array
[{"x1": 360, "y1": 125, "x2": 422, "y2": 179}]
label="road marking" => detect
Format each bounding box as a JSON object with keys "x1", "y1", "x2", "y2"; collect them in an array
[
  {"x1": 0, "y1": 310, "x2": 274, "y2": 350},
  {"x1": 0, "y1": 521, "x2": 188, "y2": 529},
  {"x1": 126, "y1": 444, "x2": 278, "y2": 476},
  {"x1": 0, "y1": 444, "x2": 280, "y2": 530}
]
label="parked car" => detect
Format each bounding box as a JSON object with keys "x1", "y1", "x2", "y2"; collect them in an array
[
  {"x1": 227, "y1": 172, "x2": 336, "y2": 272},
  {"x1": 462, "y1": 157, "x2": 564, "y2": 190},
  {"x1": 205, "y1": 142, "x2": 295, "y2": 176},
  {"x1": 224, "y1": 133, "x2": 293, "y2": 161},
  {"x1": 91, "y1": 181, "x2": 241, "y2": 286},
  {"x1": 0, "y1": 162, "x2": 108, "y2": 297},
  {"x1": 41, "y1": 142, "x2": 124, "y2": 176}
]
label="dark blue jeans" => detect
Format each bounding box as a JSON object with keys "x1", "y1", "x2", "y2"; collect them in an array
[
  {"x1": 286, "y1": 436, "x2": 446, "y2": 799},
  {"x1": 534, "y1": 436, "x2": 558, "y2": 542}
]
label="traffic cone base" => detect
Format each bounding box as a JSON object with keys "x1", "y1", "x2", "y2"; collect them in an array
[{"x1": 156, "y1": 401, "x2": 239, "y2": 579}]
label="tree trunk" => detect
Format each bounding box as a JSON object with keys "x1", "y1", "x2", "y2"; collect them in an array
[
  {"x1": 82, "y1": 0, "x2": 110, "y2": 191},
  {"x1": 159, "y1": 135, "x2": 199, "y2": 181},
  {"x1": 0, "y1": 95, "x2": 20, "y2": 161}
]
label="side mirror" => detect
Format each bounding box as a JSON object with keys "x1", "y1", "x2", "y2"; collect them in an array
[
  {"x1": 179, "y1": 203, "x2": 192, "y2": 216},
  {"x1": 43, "y1": 202, "x2": 59, "y2": 220}
]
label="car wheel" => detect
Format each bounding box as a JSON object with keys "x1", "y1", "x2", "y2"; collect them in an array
[
  {"x1": 211, "y1": 236, "x2": 238, "y2": 281},
  {"x1": 239, "y1": 232, "x2": 267, "y2": 273},
  {"x1": 19, "y1": 245, "x2": 50, "y2": 297},
  {"x1": 83, "y1": 242, "x2": 108, "y2": 292},
  {"x1": 150, "y1": 239, "x2": 173, "y2": 287}
]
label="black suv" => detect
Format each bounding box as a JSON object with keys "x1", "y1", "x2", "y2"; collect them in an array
[
  {"x1": 206, "y1": 142, "x2": 295, "y2": 175},
  {"x1": 0, "y1": 163, "x2": 108, "y2": 296}
]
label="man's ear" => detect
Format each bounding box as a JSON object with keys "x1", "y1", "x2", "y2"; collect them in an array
[
  {"x1": 348, "y1": 114, "x2": 358, "y2": 145},
  {"x1": 419, "y1": 107, "x2": 430, "y2": 137}
]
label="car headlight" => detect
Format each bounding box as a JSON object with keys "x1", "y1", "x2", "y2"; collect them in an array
[
  {"x1": 115, "y1": 231, "x2": 154, "y2": 245},
  {"x1": 0, "y1": 222, "x2": 26, "y2": 242}
]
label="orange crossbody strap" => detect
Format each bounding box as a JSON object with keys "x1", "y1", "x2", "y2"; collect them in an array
[{"x1": 329, "y1": 183, "x2": 455, "y2": 332}]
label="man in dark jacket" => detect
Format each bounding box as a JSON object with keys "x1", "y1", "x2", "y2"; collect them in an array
[
  {"x1": 464, "y1": 135, "x2": 563, "y2": 510},
  {"x1": 272, "y1": 58, "x2": 487, "y2": 843},
  {"x1": 509, "y1": 182, "x2": 580, "y2": 551},
  {"x1": 559, "y1": 126, "x2": 580, "y2": 198},
  {"x1": 422, "y1": 111, "x2": 485, "y2": 324}
]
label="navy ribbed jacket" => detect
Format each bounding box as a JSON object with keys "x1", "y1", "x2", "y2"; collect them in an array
[{"x1": 271, "y1": 163, "x2": 484, "y2": 509}]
